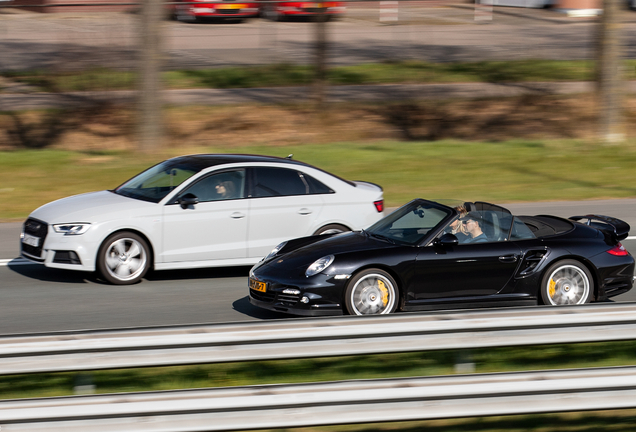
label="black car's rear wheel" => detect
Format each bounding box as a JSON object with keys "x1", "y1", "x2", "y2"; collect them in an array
[
  {"x1": 540, "y1": 260, "x2": 593, "y2": 306},
  {"x1": 345, "y1": 268, "x2": 398, "y2": 315},
  {"x1": 97, "y1": 232, "x2": 150, "y2": 285}
]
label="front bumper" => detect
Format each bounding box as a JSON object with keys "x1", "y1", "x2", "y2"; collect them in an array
[
  {"x1": 248, "y1": 295, "x2": 342, "y2": 316},
  {"x1": 248, "y1": 267, "x2": 347, "y2": 316},
  {"x1": 20, "y1": 218, "x2": 97, "y2": 272}
]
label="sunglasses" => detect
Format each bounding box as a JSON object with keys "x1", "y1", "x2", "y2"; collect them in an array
[{"x1": 462, "y1": 220, "x2": 475, "y2": 225}]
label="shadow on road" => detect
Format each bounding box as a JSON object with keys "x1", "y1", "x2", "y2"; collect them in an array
[
  {"x1": 232, "y1": 295, "x2": 293, "y2": 320},
  {"x1": 10, "y1": 264, "x2": 255, "y2": 284},
  {"x1": 8, "y1": 263, "x2": 97, "y2": 284},
  {"x1": 144, "y1": 266, "x2": 252, "y2": 281}
]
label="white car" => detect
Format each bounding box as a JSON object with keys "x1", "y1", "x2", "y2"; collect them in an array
[{"x1": 20, "y1": 154, "x2": 385, "y2": 285}]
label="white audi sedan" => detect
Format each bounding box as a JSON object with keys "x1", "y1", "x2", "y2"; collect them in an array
[{"x1": 20, "y1": 154, "x2": 385, "y2": 284}]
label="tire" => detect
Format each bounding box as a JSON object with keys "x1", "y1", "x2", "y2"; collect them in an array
[
  {"x1": 540, "y1": 259, "x2": 593, "y2": 306},
  {"x1": 313, "y1": 223, "x2": 350, "y2": 235},
  {"x1": 176, "y1": 7, "x2": 197, "y2": 22},
  {"x1": 263, "y1": 4, "x2": 283, "y2": 21},
  {"x1": 97, "y1": 232, "x2": 150, "y2": 285},
  {"x1": 345, "y1": 268, "x2": 398, "y2": 315}
]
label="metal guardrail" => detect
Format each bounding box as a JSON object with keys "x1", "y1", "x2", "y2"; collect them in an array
[
  {"x1": 2, "y1": 365, "x2": 636, "y2": 431},
  {"x1": 1, "y1": 303, "x2": 636, "y2": 430},
  {"x1": 2, "y1": 302, "x2": 636, "y2": 375}
]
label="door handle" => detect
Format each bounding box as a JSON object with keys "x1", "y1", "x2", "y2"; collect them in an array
[
  {"x1": 499, "y1": 254, "x2": 518, "y2": 263},
  {"x1": 298, "y1": 208, "x2": 312, "y2": 215},
  {"x1": 230, "y1": 212, "x2": 246, "y2": 219}
]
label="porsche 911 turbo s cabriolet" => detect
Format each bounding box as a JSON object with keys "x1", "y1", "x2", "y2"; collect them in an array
[{"x1": 249, "y1": 199, "x2": 635, "y2": 316}]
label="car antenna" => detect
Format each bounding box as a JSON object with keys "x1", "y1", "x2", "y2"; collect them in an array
[{"x1": 286, "y1": 154, "x2": 293, "y2": 160}]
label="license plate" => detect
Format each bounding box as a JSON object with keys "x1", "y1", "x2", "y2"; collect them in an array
[
  {"x1": 217, "y1": 4, "x2": 244, "y2": 9},
  {"x1": 250, "y1": 278, "x2": 266, "y2": 293},
  {"x1": 304, "y1": 3, "x2": 322, "y2": 7},
  {"x1": 22, "y1": 233, "x2": 40, "y2": 247}
]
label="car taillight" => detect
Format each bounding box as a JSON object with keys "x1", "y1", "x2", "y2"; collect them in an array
[
  {"x1": 373, "y1": 200, "x2": 384, "y2": 212},
  {"x1": 607, "y1": 243, "x2": 629, "y2": 256}
]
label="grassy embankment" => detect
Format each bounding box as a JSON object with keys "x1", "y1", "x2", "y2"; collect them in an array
[
  {"x1": 2, "y1": 140, "x2": 636, "y2": 220},
  {"x1": 2, "y1": 59, "x2": 636, "y2": 92}
]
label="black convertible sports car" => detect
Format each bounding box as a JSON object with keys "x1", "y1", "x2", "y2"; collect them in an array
[{"x1": 249, "y1": 199, "x2": 635, "y2": 316}]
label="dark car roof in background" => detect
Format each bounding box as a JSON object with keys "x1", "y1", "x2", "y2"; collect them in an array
[
  {"x1": 172, "y1": 154, "x2": 307, "y2": 170},
  {"x1": 169, "y1": 154, "x2": 356, "y2": 187}
]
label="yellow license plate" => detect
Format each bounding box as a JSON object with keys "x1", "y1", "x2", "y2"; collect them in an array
[
  {"x1": 250, "y1": 278, "x2": 267, "y2": 292},
  {"x1": 304, "y1": 3, "x2": 322, "y2": 7},
  {"x1": 217, "y1": 4, "x2": 244, "y2": 9}
]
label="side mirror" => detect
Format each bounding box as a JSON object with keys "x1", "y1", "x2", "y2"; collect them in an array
[
  {"x1": 178, "y1": 193, "x2": 199, "y2": 209},
  {"x1": 435, "y1": 233, "x2": 458, "y2": 246}
]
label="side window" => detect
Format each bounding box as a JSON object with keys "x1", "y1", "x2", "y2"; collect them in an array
[
  {"x1": 302, "y1": 173, "x2": 334, "y2": 194},
  {"x1": 182, "y1": 170, "x2": 245, "y2": 202},
  {"x1": 252, "y1": 168, "x2": 308, "y2": 197},
  {"x1": 510, "y1": 217, "x2": 536, "y2": 240},
  {"x1": 481, "y1": 211, "x2": 514, "y2": 243}
]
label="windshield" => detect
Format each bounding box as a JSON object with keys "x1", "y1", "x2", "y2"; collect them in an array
[
  {"x1": 366, "y1": 200, "x2": 454, "y2": 245},
  {"x1": 114, "y1": 160, "x2": 200, "y2": 203}
]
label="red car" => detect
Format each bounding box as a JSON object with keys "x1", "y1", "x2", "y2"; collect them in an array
[
  {"x1": 172, "y1": 0, "x2": 260, "y2": 22},
  {"x1": 260, "y1": 1, "x2": 345, "y2": 21}
]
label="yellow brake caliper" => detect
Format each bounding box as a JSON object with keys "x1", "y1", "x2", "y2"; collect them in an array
[
  {"x1": 549, "y1": 279, "x2": 556, "y2": 299},
  {"x1": 377, "y1": 279, "x2": 389, "y2": 306}
]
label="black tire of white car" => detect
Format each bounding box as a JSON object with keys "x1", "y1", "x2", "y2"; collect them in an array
[
  {"x1": 345, "y1": 268, "x2": 399, "y2": 315},
  {"x1": 540, "y1": 259, "x2": 594, "y2": 306},
  {"x1": 97, "y1": 232, "x2": 150, "y2": 285},
  {"x1": 313, "y1": 224, "x2": 350, "y2": 235}
]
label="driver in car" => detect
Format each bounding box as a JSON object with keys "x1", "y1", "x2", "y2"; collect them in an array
[{"x1": 461, "y1": 212, "x2": 488, "y2": 243}]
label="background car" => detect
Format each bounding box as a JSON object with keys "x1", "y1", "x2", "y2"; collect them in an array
[
  {"x1": 249, "y1": 199, "x2": 634, "y2": 316},
  {"x1": 260, "y1": 1, "x2": 345, "y2": 21},
  {"x1": 171, "y1": 0, "x2": 260, "y2": 22},
  {"x1": 20, "y1": 154, "x2": 384, "y2": 285}
]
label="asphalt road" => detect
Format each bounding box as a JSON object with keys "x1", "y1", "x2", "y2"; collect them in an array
[
  {"x1": 1, "y1": 199, "x2": 635, "y2": 335},
  {"x1": 1, "y1": 7, "x2": 636, "y2": 73}
]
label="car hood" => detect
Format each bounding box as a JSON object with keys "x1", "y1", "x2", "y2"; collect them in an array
[
  {"x1": 261, "y1": 231, "x2": 394, "y2": 271},
  {"x1": 29, "y1": 190, "x2": 156, "y2": 224}
]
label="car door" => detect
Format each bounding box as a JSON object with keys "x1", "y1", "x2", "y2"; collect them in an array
[
  {"x1": 160, "y1": 170, "x2": 248, "y2": 263},
  {"x1": 246, "y1": 167, "x2": 324, "y2": 259},
  {"x1": 408, "y1": 208, "x2": 520, "y2": 301},
  {"x1": 410, "y1": 241, "x2": 522, "y2": 301}
]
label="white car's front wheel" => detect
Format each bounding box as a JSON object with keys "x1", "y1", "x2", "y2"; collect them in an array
[{"x1": 97, "y1": 232, "x2": 150, "y2": 285}]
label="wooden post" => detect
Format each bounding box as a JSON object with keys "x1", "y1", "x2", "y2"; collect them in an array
[
  {"x1": 596, "y1": 0, "x2": 624, "y2": 144},
  {"x1": 138, "y1": 0, "x2": 163, "y2": 152}
]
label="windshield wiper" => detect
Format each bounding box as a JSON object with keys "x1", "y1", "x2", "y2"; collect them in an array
[{"x1": 368, "y1": 232, "x2": 396, "y2": 244}]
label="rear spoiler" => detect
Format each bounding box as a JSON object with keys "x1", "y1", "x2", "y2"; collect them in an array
[{"x1": 569, "y1": 214, "x2": 631, "y2": 241}]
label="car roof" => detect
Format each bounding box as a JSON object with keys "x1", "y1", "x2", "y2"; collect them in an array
[
  {"x1": 166, "y1": 154, "x2": 355, "y2": 187},
  {"x1": 172, "y1": 154, "x2": 309, "y2": 171}
]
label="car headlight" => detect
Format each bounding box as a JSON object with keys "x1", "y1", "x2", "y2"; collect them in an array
[
  {"x1": 264, "y1": 241, "x2": 287, "y2": 261},
  {"x1": 52, "y1": 223, "x2": 91, "y2": 235},
  {"x1": 306, "y1": 255, "x2": 334, "y2": 277}
]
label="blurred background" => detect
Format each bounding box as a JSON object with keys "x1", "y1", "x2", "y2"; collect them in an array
[{"x1": 0, "y1": 0, "x2": 634, "y2": 153}]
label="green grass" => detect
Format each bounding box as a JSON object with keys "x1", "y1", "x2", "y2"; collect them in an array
[
  {"x1": 2, "y1": 140, "x2": 636, "y2": 220},
  {"x1": 2, "y1": 341, "x2": 636, "y2": 399},
  {"x1": 1, "y1": 341, "x2": 635, "y2": 432},
  {"x1": 4, "y1": 59, "x2": 633, "y2": 92}
]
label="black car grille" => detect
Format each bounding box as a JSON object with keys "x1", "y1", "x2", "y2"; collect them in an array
[
  {"x1": 250, "y1": 289, "x2": 275, "y2": 303},
  {"x1": 218, "y1": 8, "x2": 240, "y2": 14},
  {"x1": 250, "y1": 289, "x2": 301, "y2": 306},
  {"x1": 278, "y1": 293, "x2": 301, "y2": 307},
  {"x1": 21, "y1": 218, "x2": 48, "y2": 260}
]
